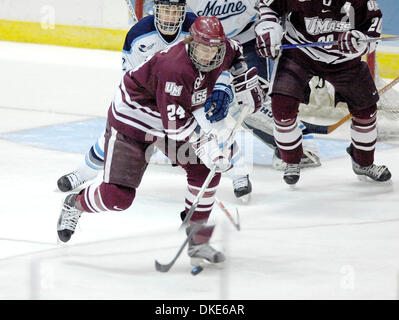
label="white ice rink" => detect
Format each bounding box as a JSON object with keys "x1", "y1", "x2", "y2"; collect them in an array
[{"x1": 0, "y1": 41, "x2": 399, "y2": 300}]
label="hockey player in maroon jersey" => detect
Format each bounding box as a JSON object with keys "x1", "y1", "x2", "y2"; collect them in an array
[
  {"x1": 57, "y1": 16, "x2": 264, "y2": 266},
  {"x1": 255, "y1": 0, "x2": 391, "y2": 185}
]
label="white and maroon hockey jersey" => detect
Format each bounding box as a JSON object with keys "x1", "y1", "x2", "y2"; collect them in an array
[
  {"x1": 109, "y1": 39, "x2": 245, "y2": 143},
  {"x1": 259, "y1": 0, "x2": 382, "y2": 64}
]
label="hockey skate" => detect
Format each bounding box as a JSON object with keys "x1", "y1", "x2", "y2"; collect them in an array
[
  {"x1": 57, "y1": 194, "x2": 82, "y2": 242},
  {"x1": 273, "y1": 148, "x2": 321, "y2": 171},
  {"x1": 283, "y1": 163, "x2": 300, "y2": 185},
  {"x1": 186, "y1": 225, "x2": 225, "y2": 267},
  {"x1": 232, "y1": 175, "x2": 252, "y2": 203},
  {"x1": 57, "y1": 170, "x2": 90, "y2": 192},
  {"x1": 346, "y1": 146, "x2": 391, "y2": 182}
]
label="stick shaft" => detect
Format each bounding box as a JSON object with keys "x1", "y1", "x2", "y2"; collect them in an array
[
  {"x1": 180, "y1": 104, "x2": 250, "y2": 229},
  {"x1": 215, "y1": 197, "x2": 240, "y2": 231},
  {"x1": 179, "y1": 165, "x2": 217, "y2": 229},
  {"x1": 303, "y1": 75, "x2": 399, "y2": 134},
  {"x1": 155, "y1": 224, "x2": 203, "y2": 272},
  {"x1": 279, "y1": 36, "x2": 399, "y2": 50},
  {"x1": 378, "y1": 75, "x2": 399, "y2": 96}
]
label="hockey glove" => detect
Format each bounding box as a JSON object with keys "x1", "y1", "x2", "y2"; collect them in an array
[
  {"x1": 204, "y1": 84, "x2": 234, "y2": 123},
  {"x1": 255, "y1": 20, "x2": 283, "y2": 59},
  {"x1": 193, "y1": 135, "x2": 231, "y2": 173},
  {"x1": 232, "y1": 67, "x2": 264, "y2": 114},
  {"x1": 338, "y1": 30, "x2": 371, "y2": 56}
]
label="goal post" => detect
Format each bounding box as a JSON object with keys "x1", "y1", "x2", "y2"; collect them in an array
[{"x1": 135, "y1": 0, "x2": 144, "y2": 20}]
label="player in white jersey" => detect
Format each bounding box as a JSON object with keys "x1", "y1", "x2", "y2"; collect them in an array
[
  {"x1": 57, "y1": 0, "x2": 243, "y2": 200},
  {"x1": 187, "y1": 0, "x2": 322, "y2": 199}
]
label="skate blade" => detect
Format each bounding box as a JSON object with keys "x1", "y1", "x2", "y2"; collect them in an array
[
  {"x1": 356, "y1": 174, "x2": 393, "y2": 184},
  {"x1": 356, "y1": 175, "x2": 369, "y2": 182},
  {"x1": 272, "y1": 161, "x2": 286, "y2": 171},
  {"x1": 238, "y1": 194, "x2": 251, "y2": 204},
  {"x1": 299, "y1": 161, "x2": 321, "y2": 168},
  {"x1": 190, "y1": 257, "x2": 225, "y2": 269},
  {"x1": 288, "y1": 183, "x2": 298, "y2": 190}
]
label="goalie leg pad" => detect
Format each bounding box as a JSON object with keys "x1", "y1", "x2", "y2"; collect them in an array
[{"x1": 243, "y1": 99, "x2": 274, "y2": 136}]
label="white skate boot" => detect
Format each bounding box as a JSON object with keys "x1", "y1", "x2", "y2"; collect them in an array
[
  {"x1": 186, "y1": 225, "x2": 225, "y2": 266},
  {"x1": 347, "y1": 146, "x2": 391, "y2": 182},
  {"x1": 283, "y1": 163, "x2": 300, "y2": 185},
  {"x1": 57, "y1": 171, "x2": 88, "y2": 192},
  {"x1": 232, "y1": 175, "x2": 252, "y2": 203},
  {"x1": 57, "y1": 194, "x2": 82, "y2": 242}
]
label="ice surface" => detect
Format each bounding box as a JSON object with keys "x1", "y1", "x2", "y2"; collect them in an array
[{"x1": 0, "y1": 42, "x2": 399, "y2": 300}]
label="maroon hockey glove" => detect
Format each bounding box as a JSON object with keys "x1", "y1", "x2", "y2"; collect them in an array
[
  {"x1": 338, "y1": 30, "x2": 369, "y2": 55},
  {"x1": 254, "y1": 20, "x2": 283, "y2": 59},
  {"x1": 232, "y1": 67, "x2": 265, "y2": 114}
]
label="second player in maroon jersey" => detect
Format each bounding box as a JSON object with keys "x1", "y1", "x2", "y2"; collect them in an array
[{"x1": 255, "y1": 0, "x2": 391, "y2": 185}]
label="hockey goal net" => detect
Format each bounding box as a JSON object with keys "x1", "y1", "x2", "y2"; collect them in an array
[
  {"x1": 300, "y1": 52, "x2": 399, "y2": 141},
  {"x1": 129, "y1": 0, "x2": 151, "y2": 21}
]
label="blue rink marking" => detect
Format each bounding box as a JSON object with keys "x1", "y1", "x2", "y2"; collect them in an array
[
  {"x1": 1, "y1": 118, "x2": 107, "y2": 154},
  {"x1": 0, "y1": 118, "x2": 395, "y2": 166}
]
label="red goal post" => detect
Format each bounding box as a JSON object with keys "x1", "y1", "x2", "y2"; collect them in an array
[{"x1": 135, "y1": 0, "x2": 144, "y2": 21}]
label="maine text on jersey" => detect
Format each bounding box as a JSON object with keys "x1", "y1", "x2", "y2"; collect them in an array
[{"x1": 197, "y1": 0, "x2": 247, "y2": 20}]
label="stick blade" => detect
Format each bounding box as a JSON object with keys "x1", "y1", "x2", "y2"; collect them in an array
[
  {"x1": 155, "y1": 260, "x2": 172, "y2": 273},
  {"x1": 301, "y1": 120, "x2": 328, "y2": 135},
  {"x1": 235, "y1": 208, "x2": 241, "y2": 231}
]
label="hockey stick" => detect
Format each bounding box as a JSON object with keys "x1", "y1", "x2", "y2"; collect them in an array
[
  {"x1": 162, "y1": 198, "x2": 240, "y2": 274},
  {"x1": 378, "y1": 75, "x2": 399, "y2": 96},
  {"x1": 155, "y1": 105, "x2": 251, "y2": 272},
  {"x1": 215, "y1": 197, "x2": 240, "y2": 231},
  {"x1": 301, "y1": 75, "x2": 399, "y2": 134},
  {"x1": 278, "y1": 36, "x2": 399, "y2": 50},
  {"x1": 301, "y1": 114, "x2": 351, "y2": 135},
  {"x1": 179, "y1": 104, "x2": 251, "y2": 230},
  {"x1": 179, "y1": 165, "x2": 218, "y2": 230},
  {"x1": 155, "y1": 223, "x2": 204, "y2": 273},
  {"x1": 124, "y1": 0, "x2": 139, "y2": 23}
]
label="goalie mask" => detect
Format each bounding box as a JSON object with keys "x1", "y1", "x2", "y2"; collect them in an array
[
  {"x1": 188, "y1": 16, "x2": 226, "y2": 73},
  {"x1": 154, "y1": 0, "x2": 186, "y2": 35}
]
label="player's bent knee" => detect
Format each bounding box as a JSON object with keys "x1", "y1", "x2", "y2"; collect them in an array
[
  {"x1": 184, "y1": 163, "x2": 222, "y2": 189},
  {"x1": 271, "y1": 94, "x2": 300, "y2": 122},
  {"x1": 99, "y1": 183, "x2": 136, "y2": 211},
  {"x1": 351, "y1": 104, "x2": 377, "y2": 120}
]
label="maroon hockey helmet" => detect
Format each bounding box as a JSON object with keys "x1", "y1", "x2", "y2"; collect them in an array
[{"x1": 188, "y1": 16, "x2": 227, "y2": 72}]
